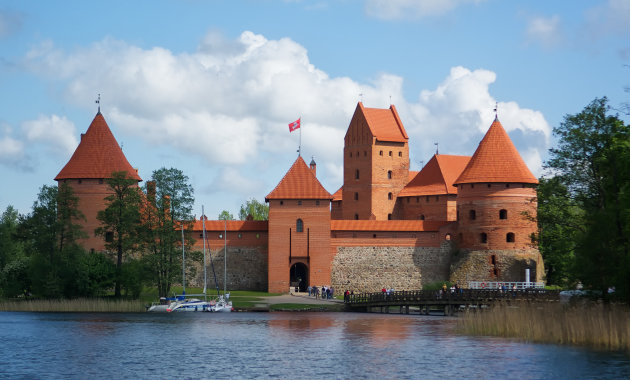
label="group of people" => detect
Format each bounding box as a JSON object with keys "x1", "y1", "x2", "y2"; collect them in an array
[{"x1": 307, "y1": 285, "x2": 335, "y2": 299}]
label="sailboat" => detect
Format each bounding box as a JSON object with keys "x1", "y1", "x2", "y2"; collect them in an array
[
  {"x1": 148, "y1": 209, "x2": 212, "y2": 312},
  {"x1": 206, "y1": 217, "x2": 233, "y2": 312}
]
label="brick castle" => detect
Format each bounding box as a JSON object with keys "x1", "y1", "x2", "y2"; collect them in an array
[{"x1": 56, "y1": 102, "x2": 544, "y2": 293}]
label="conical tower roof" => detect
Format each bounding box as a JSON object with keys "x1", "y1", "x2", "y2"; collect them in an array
[
  {"x1": 454, "y1": 118, "x2": 537, "y2": 185},
  {"x1": 55, "y1": 112, "x2": 141, "y2": 181},
  {"x1": 265, "y1": 156, "x2": 332, "y2": 201}
]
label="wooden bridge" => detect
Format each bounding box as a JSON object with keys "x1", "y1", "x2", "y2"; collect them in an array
[{"x1": 344, "y1": 289, "x2": 560, "y2": 315}]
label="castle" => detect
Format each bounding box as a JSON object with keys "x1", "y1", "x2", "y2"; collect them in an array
[{"x1": 56, "y1": 102, "x2": 544, "y2": 293}]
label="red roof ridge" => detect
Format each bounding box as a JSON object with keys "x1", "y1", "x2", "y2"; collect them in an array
[
  {"x1": 359, "y1": 102, "x2": 408, "y2": 143},
  {"x1": 265, "y1": 156, "x2": 332, "y2": 201},
  {"x1": 55, "y1": 112, "x2": 141, "y2": 181},
  {"x1": 399, "y1": 154, "x2": 470, "y2": 197},
  {"x1": 454, "y1": 118, "x2": 537, "y2": 185}
]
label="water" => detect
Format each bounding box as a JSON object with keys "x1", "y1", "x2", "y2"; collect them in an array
[{"x1": 1, "y1": 312, "x2": 629, "y2": 379}]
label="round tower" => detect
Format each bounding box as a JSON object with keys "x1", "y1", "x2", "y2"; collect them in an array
[
  {"x1": 451, "y1": 117, "x2": 543, "y2": 284},
  {"x1": 55, "y1": 111, "x2": 141, "y2": 253}
]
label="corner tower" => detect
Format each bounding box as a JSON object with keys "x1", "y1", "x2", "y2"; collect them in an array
[
  {"x1": 341, "y1": 102, "x2": 409, "y2": 220},
  {"x1": 265, "y1": 156, "x2": 332, "y2": 293},
  {"x1": 55, "y1": 111, "x2": 141, "y2": 252},
  {"x1": 450, "y1": 117, "x2": 543, "y2": 283}
]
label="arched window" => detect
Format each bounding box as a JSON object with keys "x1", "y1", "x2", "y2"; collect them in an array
[
  {"x1": 387, "y1": 170, "x2": 392, "y2": 179},
  {"x1": 354, "y1": 214, "x2": 359, "y2": 220},
  {"x1": 480, "y1": 232, "x2": 487, "y2": 243},
  {"x1": 388, "y1": 192, "x2": 393, "y2": 200},
  {"x1": 499, "y1": 209, "x2": 508, "y2": 219},
  {"x1": 355, "y1": 169, "x2": 360, "y2": 180},
  {"x1": 387, "y1": 214, "x2": 392, "y2": 220},
  {"x1": 354, "y1": 192, "x2": 359, "y2": 201},
  {"x1": 419, "y1": 214, "x2": 425, "y2": 220},
  {"x1": 506, "y1": 232, "x2": 515, "y2": 243},
  {"x1": 469, "y1": 210, "x2": 476, "y2": 220},
  {"x1": 296, "y1": 219, "x2": 303, "y2": 233},
  {"x1": 445, "y1": 233, "x2": 451, "y2": 241}
]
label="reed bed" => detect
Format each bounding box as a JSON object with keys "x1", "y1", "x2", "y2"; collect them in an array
[
  {"x1": 0, "y1": 298, "x2": 146, "y2": 313},
  {"x1": 457, "y1": 302, "x2": 630, "y2": 351}
]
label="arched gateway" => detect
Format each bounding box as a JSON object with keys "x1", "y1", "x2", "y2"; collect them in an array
[{"x1": 290, "y1": 262, "x2": 308, "y2": 292}]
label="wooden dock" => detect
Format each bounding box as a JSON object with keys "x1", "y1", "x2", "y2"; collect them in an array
[{"x1": 344, "y1": 289, "x2": 560, "y2": 315}]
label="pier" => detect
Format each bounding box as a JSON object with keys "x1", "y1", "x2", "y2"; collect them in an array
[{"x1": 344, "y1": 288, "x2": 559, "y2": 315}]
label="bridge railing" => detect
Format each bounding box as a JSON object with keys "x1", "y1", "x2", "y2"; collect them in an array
[
  {"x1": 345, "y1": 288, "x2": 559, "y2": 305},
  {"x1": 467, "y1": 281, "x2": 545, "y2": 290}
]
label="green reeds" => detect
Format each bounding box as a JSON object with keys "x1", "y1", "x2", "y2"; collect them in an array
[
  {"x1": 458, "y1": 302, "x2": 630, "y2": 351},
  {"x1": 0, "y1": 298, "x2": 146, "y2": 312}
]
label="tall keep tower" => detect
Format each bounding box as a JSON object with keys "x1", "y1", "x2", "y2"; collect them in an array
[
  {"x1": 265, "y1": 156, "x2": 332, "y2": 293},
  {"x1": 55, "y1": 111, "x2": 141, "y2": 252},
  {"x1": 341, "y1": 102, "x2": 409, "y2": 220},
  {"x1": 451, "y1": 117, "x2": 543, "y2": 283}
]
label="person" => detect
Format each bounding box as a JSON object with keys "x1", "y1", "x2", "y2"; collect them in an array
[
  {"x1": 330, "y1": 287, "x2": 334, "y2": 299},
  {"x1": 313, "y1": 286, "x2": 319, "y2": 299},
  {"x1": 307, "y1": 285, "x2": 312, "y2": 297},
  {"x1": 442, "y1": 283, "x2": 447, "y2": 293}
]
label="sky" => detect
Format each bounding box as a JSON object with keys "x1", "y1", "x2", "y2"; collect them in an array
[{"x1": 1, "y1": 0, "x2": 629, "y2": 220}]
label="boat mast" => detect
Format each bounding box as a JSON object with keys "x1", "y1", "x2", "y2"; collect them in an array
[
  {"x1": 181, "y1": 221, "x2": 185, "y2": 296},
  {"x1": 224, "y1": 219, "x2": 227, "y2": 295},
  {"x1": 202, "y1": 206, "x2": 208, "y2": 299}
]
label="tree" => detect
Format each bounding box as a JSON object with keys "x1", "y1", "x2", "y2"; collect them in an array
[
  {"x1": 218, "y1": 210, "x2": 234, "y2": 220},
  {"x1": 141, "y1": 168, "x2": 195, "y2": 298},
  {"x1": 535, "y1": 177, "x2": 583, "y2": 287},
  {"x1": 239, "y1": 198, "x2": 268, "y2": 221},
  {"x1": 21, "y1": 184, "x2": 88, "y2": 298},
  {"x1": 0, "y1": 206, "x2": 29, "y2": 298},
  {"x1": 544, "y1": 97, "x2": 630, "y2": 300},
  {"x1": 95, "y1": 171, "x2": 143, "y2": 298}
]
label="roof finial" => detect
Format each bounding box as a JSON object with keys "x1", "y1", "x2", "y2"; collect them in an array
[
  {"x1": 95, "y1": 94, "x2": 101, "y2": 114},
  {"x1": 493, "y1": 101, "x2": 498, "y2": 120},
  {"x1": 389, "y1": 95, "x2": 392, "y2": 105},
  {"x1": 359, "y1": 93, "x2": 363, "y2": 103},
  {"x1": 434, "y1": 142, "x2": 439, "y2": 155}
]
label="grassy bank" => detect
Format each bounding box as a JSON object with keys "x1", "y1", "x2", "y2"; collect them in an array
[
  {"x1": 0, "y1": 298, "x2": 146, "y2": 312},
  {"x1": 457, "y1": 302, "x2": 630, "y2": 351}
]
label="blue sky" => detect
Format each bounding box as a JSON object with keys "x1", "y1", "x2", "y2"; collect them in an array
[{"x1": 1, "y1": 0, "x2": 629, "y2": 220}]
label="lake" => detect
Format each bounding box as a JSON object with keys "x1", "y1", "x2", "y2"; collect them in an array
[{"x1": 1, "y1": 311, "x2": 629, "y2": 379}]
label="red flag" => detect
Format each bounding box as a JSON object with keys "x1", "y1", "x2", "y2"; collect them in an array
[{"x1": 288, "y1": 118, "x2": 301, "y2": 132}]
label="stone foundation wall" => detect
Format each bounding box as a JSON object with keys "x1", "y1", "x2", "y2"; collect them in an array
[
  {"x1": 330, "y1": 242, "x2": 453, "y2": 293},
  {"x1": 187, "y1": 247, "x2": 267, "y2": 291},
  {"x1": 449, "y1": 248, "x2": 544, "y2": 286}
]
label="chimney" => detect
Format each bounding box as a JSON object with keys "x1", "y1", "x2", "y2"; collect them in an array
[
  {"x1": 310, "y1": 157, "x2": 317, "y2": 176},
  {"x1": 146, "y1": 181, "x2": 156, "y2": 204}
]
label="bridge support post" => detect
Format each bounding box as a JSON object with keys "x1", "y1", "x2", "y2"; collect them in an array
[{"x1": 444, "y1": 305, "x2": 450, "y2": 316}]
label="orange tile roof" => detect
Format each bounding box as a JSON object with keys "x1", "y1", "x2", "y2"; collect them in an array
[
  {"x1": 331, "y1": 220, "x2": 449, "y2": 232},
  {"x1": 455, "y1": 118, "x2": 538, "y2": 185},
  {"x1": 190, "y1": 219, "x2": 268, "y2": 232},
  {"x1": 265, "y1": 156, "x2": 333, "y2": 201},
  {"x1": 399, "y1": 155, "x2": 470, "y2": 197},
  {"x1": 332, "y1": 186, "x2": 343, "y2": 201},
  {"x1": 55, "y1": 112, "x2": 141, "y2": 181},
  {"x1": 360, "y1": 102, "x2": 408, "y2": 143}
]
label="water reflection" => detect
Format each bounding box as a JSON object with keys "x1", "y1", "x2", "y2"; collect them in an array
[{"x1": 1, "y1": 312, "x2": 629, "y2": 379}]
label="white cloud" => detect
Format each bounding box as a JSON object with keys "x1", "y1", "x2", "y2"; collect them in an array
[
  {"x1": 23, "y1": 32, "x2": 550, "y2": 192},
  {"x1": 0, "y1": 132, "x2": 29, "y2": 170},
  {"x1": 398, "y1": 66, "x2": 550, "y2": 172},
  {"x1": 365, "y1": 0, "x2": 484, "y2": 20},
  {"x1": 22, "y1": 114, "x2": 78, "y2": 156},
  {"x1": 526, "y1": 15, "x2": 562, "y2": 48}
]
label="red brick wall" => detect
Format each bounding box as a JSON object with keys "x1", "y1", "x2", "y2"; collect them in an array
[
  {"x1": 396, "y1": 194, "x2": 457, "y2": 221},
  {"x1": 60, "y1": 179, "x2": 114, "y2": 252},
  {"x1": 455, "y1": 183, "x2": 537, "y2": 250},
  {"x1": 267, "y1": 199, "x2": 331, "y2": 293}
]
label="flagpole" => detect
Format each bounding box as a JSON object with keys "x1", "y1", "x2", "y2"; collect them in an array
[{"x1": 299, "y1": 116, "x2": 302, "y2": 156}]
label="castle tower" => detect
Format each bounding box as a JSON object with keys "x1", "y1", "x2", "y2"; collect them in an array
[
  {"x1": 451, "y1": 117, "x2": 543, "y2": 283},
  {"x1": 265, "y1": 156, "x2": 332, "y2": 293},
  {"x1": 55, "y1": 111, "x2": 141, "y2": 252},
  {"x1": 341, "y1": 102, "x2": 409, "y2": 220}
]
